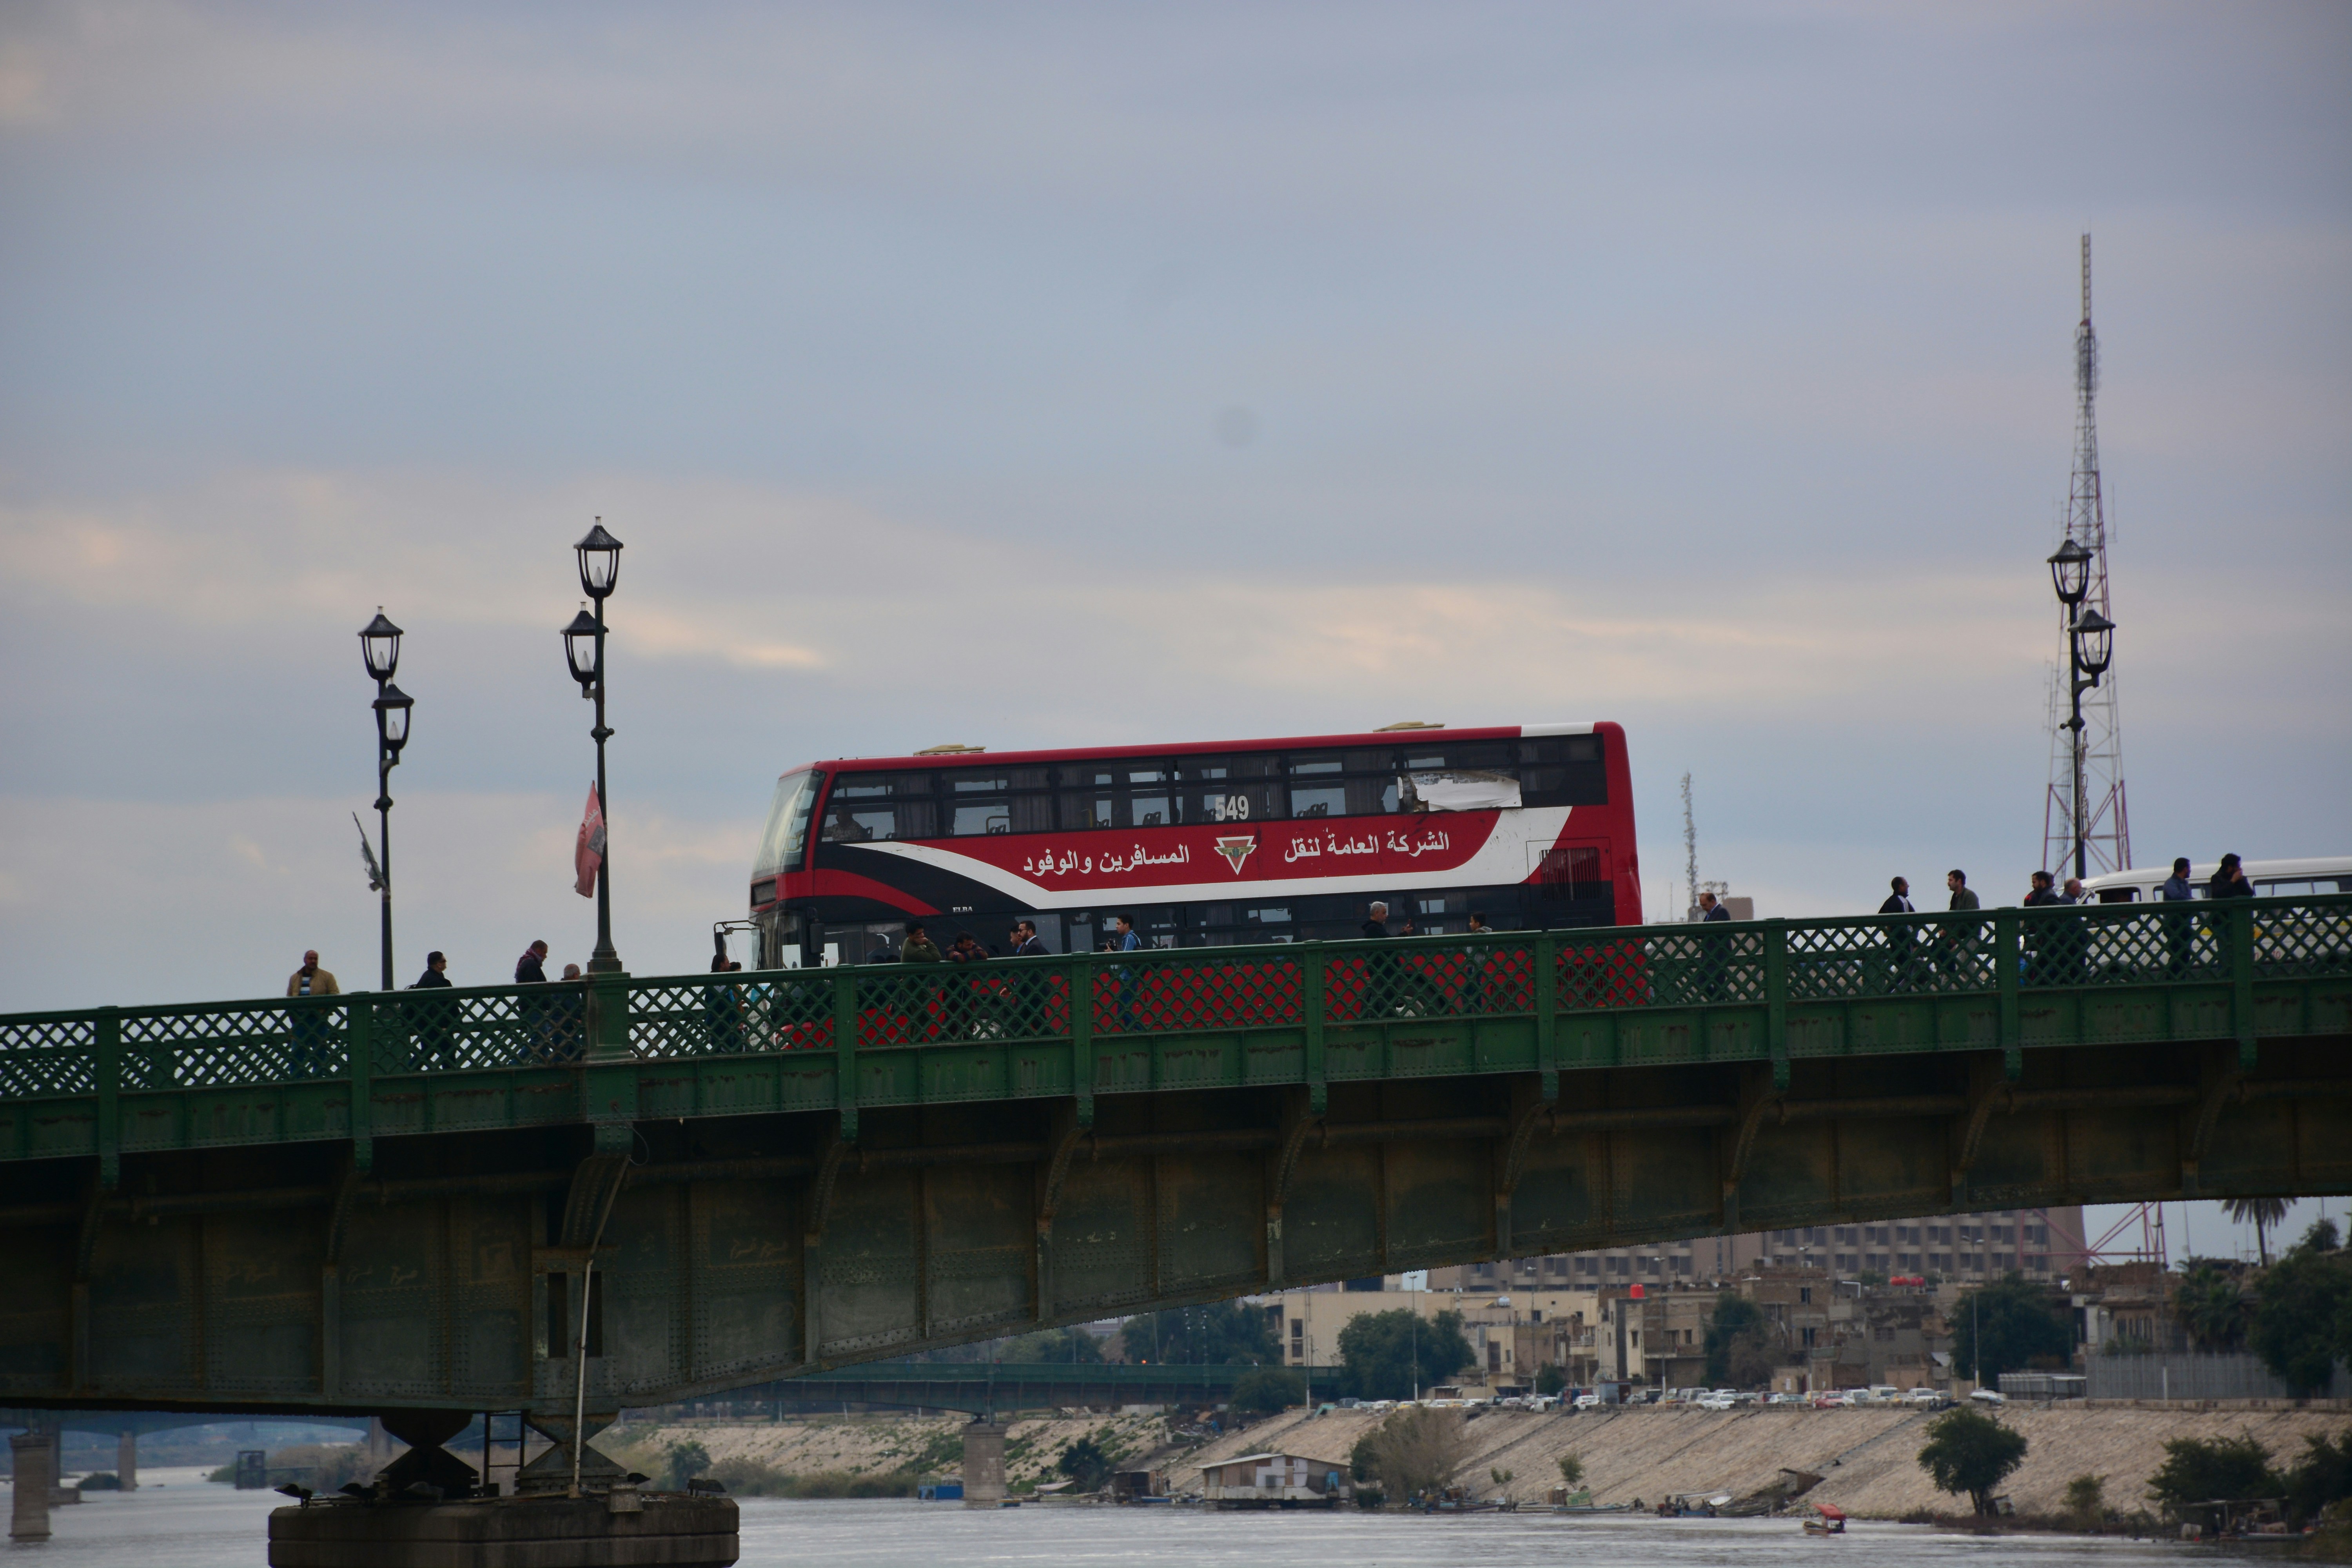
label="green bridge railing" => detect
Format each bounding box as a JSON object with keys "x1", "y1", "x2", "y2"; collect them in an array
[{"x1": 3, "y1": 896, "x2": 2348, "y2": 1167}]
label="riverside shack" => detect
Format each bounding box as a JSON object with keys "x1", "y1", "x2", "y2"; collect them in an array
[{"x1": 1198, "y1": 1452, "x2": 1352, "y2": 1510}]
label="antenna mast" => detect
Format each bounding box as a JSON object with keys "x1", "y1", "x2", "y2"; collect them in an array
[
  {"x1": 1681, "y1": 772, "x2": 1698, "y2": 921},
  {"x1": 2041, "y1": 234, "x2": 2133, "y2": 878}
]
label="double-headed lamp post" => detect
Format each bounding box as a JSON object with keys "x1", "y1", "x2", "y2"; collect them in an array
[
  {"x1": 358, "y1": 611, "x2": 414, "y2": 990},
  {"x1": 2045, "y1": 539, "x2": 2116, "y2": 882},
  {"x1": 563, "y1": 522, "x2": 625, "y2": 974}
]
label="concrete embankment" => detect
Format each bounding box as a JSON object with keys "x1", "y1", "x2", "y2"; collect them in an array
[
  {"x1": 601, "y1": 1409, "x2": 1175, "y2": 1496},
  {"x1": 608, "y1": 1401, "x2": 2351, "y2": 1517},
  {"x1": 1183, "y1": 1401, "x2": 2352, "y2": 1517}
]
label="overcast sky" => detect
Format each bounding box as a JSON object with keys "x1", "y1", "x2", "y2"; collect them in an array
[{"x1": 1, "y1": 2, "x2": 2346, "y2": 1026}]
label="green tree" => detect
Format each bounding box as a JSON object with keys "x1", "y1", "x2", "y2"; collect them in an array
[
  {"x1": 1532, "y1": 1363, "x2": 1565, "y2": 1397},
  {"x1": 2285, "y1": 1432, "x2": 2352, "y2": 1526},
  {"x1": 1334, "y1": 1308, "x2": 1475, "y2": 1401},
  {"x1": 2172, "y1": 1262, "x2": 2249, "y2": 1352},
  {"x1": 1055, "y1": 1436, "x2": 1110, "y2": 1492},
  {"x1": 1349, "y1": 1432, "x2": 1380, "y2": 1484},
  {"x1": 661, "y1": 1439, "x2": 712, "y2": 1492},
  {"x1": 1556, "y1": 1452, "x2": 1584, "y2": 1488},
  {"x1": 2147, "y1": 1434, "x2": 2279, "y2": 1521},
  {"x1": 2062, "y1": 1473, "x2": 2107, "y2": 1531},
  {"x1": 2249, "y1": 1221, "x2": 2352, "y2": 1396},
  {"x1": 1916, "y1": 1406, "x2": 2028, "y2": 1516},
  {"x1": 1951, "y1": 1273, "x2": 2072, "y2": 1382},
  {"x1": 2225, "y1": 1198, "x2": 2292, "y2": 1267},
  {"x1": 1118, "y1": 1301, "x2": 1278, "y2": 1365},
  {"x1": 1702, "y1": 1292, "x2": 1768, "y2": 1385},
  {"x1": 1229, "y1": 1366, "x2": 1305, "y2": 1414},
  {"x1": 1361, "y1": 1406, "x2": 1467, "y2": 1501}
]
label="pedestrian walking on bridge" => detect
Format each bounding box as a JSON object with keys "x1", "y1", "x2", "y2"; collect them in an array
[
  {"x1": 285, "y1": 950, "x2": 340, "y2": 1078},
  {"x1": 406, "y1": 951, "x2": 456, "y2": 1071}
]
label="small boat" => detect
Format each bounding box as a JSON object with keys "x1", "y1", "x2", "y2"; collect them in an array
[{"x1": 1801, "y1": 1503, "x2": 1848, "y2": 1535}]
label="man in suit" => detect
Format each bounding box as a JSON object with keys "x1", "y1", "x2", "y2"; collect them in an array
[{"x1": 1879, "y1": 878, "x2": 1915, "y2": 915}]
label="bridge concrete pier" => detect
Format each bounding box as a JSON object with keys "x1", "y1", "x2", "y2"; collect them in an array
[
  {"x1": 267, "y1": 1493, "x2": 738, "y2": 1567},
  {"x1": 116, "y1": 1428, "x2": 137, "y2": 1492},
  {"x1": 10, "y1": 1430, "x2": 53, "y2": 1540},
  {"x1": 961, "y1": 1421, "x2": 1007, "y2": 1508}
]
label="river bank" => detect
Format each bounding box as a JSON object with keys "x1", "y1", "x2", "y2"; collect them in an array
[{"x1": 616, "y1": 1400, "x2": 2352, "y2": 1518}]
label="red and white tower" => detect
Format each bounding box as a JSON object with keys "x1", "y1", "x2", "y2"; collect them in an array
[{"x1": 2042, "y1": 235, "x2": 2133, "y2": 879}]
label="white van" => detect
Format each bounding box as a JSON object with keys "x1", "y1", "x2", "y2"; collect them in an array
[{"x1": 2082, "y1": 857, "x2": 2352, "y2": 904}]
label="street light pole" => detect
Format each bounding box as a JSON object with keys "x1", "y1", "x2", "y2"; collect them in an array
[
  {"x1": 359, "y1": 612, "x2": 412, "y2": 991},
  {"x1": 2044, "y1": 539, "x2": 2114, "y2": 883},
  {"x1": 564, "y1": 523, "x2": 625, "y2": 975}
]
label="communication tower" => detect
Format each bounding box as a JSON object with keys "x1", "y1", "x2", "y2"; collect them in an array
[{"x1": 2041, "y1": 234, "x2": 2133, "y2": 878}]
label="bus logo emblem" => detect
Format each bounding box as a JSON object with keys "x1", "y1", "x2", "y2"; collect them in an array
[{"x1": 1213, "y1": 836, "x2": 1257, "y2": 875}]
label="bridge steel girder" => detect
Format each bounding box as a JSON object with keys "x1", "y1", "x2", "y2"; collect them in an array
[{"x1": 0, "y1": 900, "x2": 2347, "y2": 1419}]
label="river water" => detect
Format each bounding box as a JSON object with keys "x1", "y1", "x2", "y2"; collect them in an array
[{"x1": 20, "y1": 1469, "x2": 2220, "y2": 1565}]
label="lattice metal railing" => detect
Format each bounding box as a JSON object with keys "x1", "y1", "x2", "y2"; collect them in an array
[
  {"x1": 377, "y1": 985, "x2": 586, "y2": 1071},
  {"x1": 123, "y1": 1000, "x2": 351, "y2": 1089},
  {"x1": 2, "y1": 895, "x2": 2347, "y2": 1103},
  {"x1": 0, "y1": 1015, "x2": 96, "y2": 1097}
]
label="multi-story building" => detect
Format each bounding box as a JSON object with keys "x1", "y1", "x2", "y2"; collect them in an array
[{"x1": 1426, "y1": 1205, "x2": 2087, "y2": 1292}]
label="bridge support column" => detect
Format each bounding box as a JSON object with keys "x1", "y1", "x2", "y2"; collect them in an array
[
  {"x1": 961, "y1": 1421, "x2": 1007, "y2": 1508},
  {"x1": 11, "y1": 1430, "x2": 54, "y2": 1540},
  {"x1": 116, "y1": 1428, "x2": 137, "y2": 1492}
]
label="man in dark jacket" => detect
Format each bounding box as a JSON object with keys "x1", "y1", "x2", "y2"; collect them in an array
[
  {"x1": 407, "y1": 951, "x2": 456, "y2": 1071},
  {"x1": 1939, "y1": 871, "x2": 1983, "y2": 985},
  {"x1": 2208, "y1": 854, "x2": 2254, "y2": 898},
  {"x1": 2160, "y1": 857, "x2": 2198, "y2": 977},
  {"x1": 515, "y1": 941, "x2": 550, "y2": 984},
  {"x1": 1879, "y1": 879, "x2": 1920, "y2": 991}
]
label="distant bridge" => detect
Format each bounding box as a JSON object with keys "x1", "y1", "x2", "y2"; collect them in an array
[{"x1": 0, "y1": 898, "x2": 2346, "y2": 1424}]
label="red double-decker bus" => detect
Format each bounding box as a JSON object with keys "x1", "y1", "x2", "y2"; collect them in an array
[{"x1": 747, "y1": 722, "x2": 1639, "y2": 967}]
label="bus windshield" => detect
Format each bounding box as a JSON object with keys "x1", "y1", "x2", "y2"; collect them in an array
[{"x1": 754, "y1": 769, "x2": 824, "y2": 876}]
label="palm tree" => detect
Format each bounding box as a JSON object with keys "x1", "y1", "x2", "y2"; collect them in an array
[{"x1": 2224, "y1": 1198, "x2": 2292, "y2": 1266}]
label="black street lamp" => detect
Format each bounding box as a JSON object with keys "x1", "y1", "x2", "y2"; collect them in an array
[
  {"x1": 2046, "y1": 538, "x2": 2092, "y2": 610},
  {"x1": 357, "y1": 610, "x2": 413, "y2": 990},
  {"x1": 565, "y1": 521, "x2": 624, "y2": 974},
  {"x1": 2049, "y1": 532, "x2": 2118, "y2": 880}
]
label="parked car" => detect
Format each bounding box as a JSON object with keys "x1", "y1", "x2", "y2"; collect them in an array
[
  {"x1": 1697, "y1": 1394, "x2": 1737, "y2": 1411},
  {"x1": 1969, "y1": 1388, "x2": 2007, "y2": 1405},
  {"x1": 1573, "y1": 1394, "x2": 1602, "y2": 1410},
  {"x1": 1904, "y1": 1388, "x2": 1942, "y2": 1406},
  {"x1": 1810, "y1": 1392, "x2": 1852, "y2": 1408}
]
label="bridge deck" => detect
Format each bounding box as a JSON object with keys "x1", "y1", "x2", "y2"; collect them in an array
[
  {"x1": 0, "y1": 898, "x2": 2346, "y2": 1419},
  {"x1": 3, "y1": 899, "x2": 2347, "y2": 1172}
]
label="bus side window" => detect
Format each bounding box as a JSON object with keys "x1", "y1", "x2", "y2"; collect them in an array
[{"x1": 1175, "y1": 756, "x2": 1284, "y2": 824}]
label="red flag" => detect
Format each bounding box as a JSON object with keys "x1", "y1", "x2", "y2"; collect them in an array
[{"x1": 574, "y1": 784, "x2": 604, "y2": 898}]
